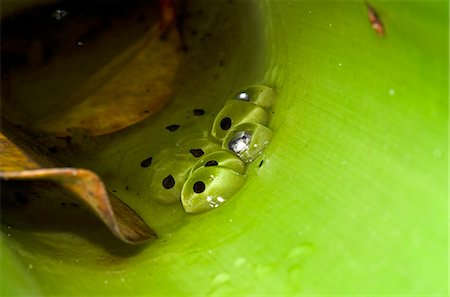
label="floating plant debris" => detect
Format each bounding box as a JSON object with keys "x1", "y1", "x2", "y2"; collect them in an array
[
  {"x1": 366, "y1": 2, "x2": 385, "y2": 36},
  {"x1": 52, "y1": 9, "x2": 68, "y2": 21}
]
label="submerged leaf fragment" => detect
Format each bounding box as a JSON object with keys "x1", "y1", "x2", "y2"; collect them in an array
[{"x1": 30, "y1": 23, "x2": 182, "y2": 136}]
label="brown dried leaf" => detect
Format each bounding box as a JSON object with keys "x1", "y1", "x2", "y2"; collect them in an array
[{"x1": 0, "y1": 132, "x2": 156, "y2": 244}]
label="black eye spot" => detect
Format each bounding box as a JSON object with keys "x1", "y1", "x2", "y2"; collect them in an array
[
  {"x1": 193, "y1": 181, "x2": 206, "y2": 193},
  {"x1": 193, "y1": 109, "x2": 205, "y2": 116},
  {"x1": 166, "y1": 124, "x2": 180, "y2": 132},
  {"x1": 205, "y1": 160, "x2": 218, "y2": 167},
  {"x1": 189, "y1": 148, "x2": 204, "y2": 157},
  {"x1": 14, "y1": 193, "x2": 28, "y2": 205},
  {"x1": 140, "y1": 156, "x2": 153, "y2": 168},
  {"x1": 259, "y1": 160, "x2": 264, "y2": 167},
  {"x1": 220, "y1": 117, "x2": 232, "y2": 130},
  {"x1": 163, "y1": 175, "x2": 175, "y2": 189}
]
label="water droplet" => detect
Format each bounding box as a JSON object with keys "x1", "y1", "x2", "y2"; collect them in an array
[
  {"x1": 75, "y1": 259, "x2": 80, "y2": 263},
  {"x1": 213, "y1": 273, "x2": 230, "y2": 285},
  {"x1": 52, "y1": 9, "x2": 68, "y2": 20},
  {"x1": 288, "y1": 245, "x2": 312, "y2": 259},
  {"x1": 255, "y1": 264, "x2": 273, "y2": 276},
  {"x1": 338, "y1": 62, "x2": 343, "y2": 67},
  {"x1": 7, "y1": 226, "x2": 11, "y2": 229},
  {"x1": 120, "y1": 277, "x2": 125, "y2": 282},
  {"x1": 234, "y1": 257, "x2": 247, "y2": 267},
  {"x1": 389, "y1": 88, "x2": 395, "y2": 96},
  {"x1": 308, "y1": 10, "x2": 312, "y2": 14},
  {"x1": 328, "y1": 23, "x2": 333, "y2": 27},
  {"x1": 28, "y1": 264, "x2": 34, "y2": 270},
  {"x1": 433, "y1": 148, "x2": 442, "y2": 159},
  {"x1": 77, "y1": 41, "x2": 84, "y2": 46},
  {"x1": 206, "y1": 196, "x2": 226, "y2": 208},
  {"x1": 104, "y1": 280, "x2": 109, "y2": 285},
  {"x1": 7, "y1": 233, "x2": 11, "y2": 237}
]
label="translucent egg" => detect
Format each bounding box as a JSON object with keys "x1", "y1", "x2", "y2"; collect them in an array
[
  {"x1": 181, "y1": 166, "x2": 246, "y2": 213},
  {"x1": 211, "y1": 101, "x2": 270, "y2": 141},
  {"x1": 149, "y1": 156, "x2": 194, "y2": 204}
]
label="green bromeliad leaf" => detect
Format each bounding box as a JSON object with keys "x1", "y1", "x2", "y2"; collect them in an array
[{"x1": 0, "y1": 0, "x2": 447, "y2": 296}]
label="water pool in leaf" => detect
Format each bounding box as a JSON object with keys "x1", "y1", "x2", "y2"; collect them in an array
[{"x1": 1, "y1": 0, "x2": 273, "y2": 266}]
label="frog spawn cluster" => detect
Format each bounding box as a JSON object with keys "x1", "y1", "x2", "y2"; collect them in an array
[{"x1": 151, "y1": 85, "x2": 274, "y2": 214}]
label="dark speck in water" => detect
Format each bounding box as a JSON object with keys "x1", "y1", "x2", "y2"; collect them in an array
[
  {"x1": 14, "y1": 193, "x2": 29, "y2": 205},
  {"x1": 193, "y1": 109, "x2": 205, "y2": 116},
  {"x1": 48, "y1": 146, "x2": 58, "y2": 153},
  {"x1": 166, "y1": 124, "x2": 180, "y2": 132}
]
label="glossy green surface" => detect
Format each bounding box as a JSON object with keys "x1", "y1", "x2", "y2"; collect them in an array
[{"x1": 1, "y1": 0, "x2": 448, "y2": 295}]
